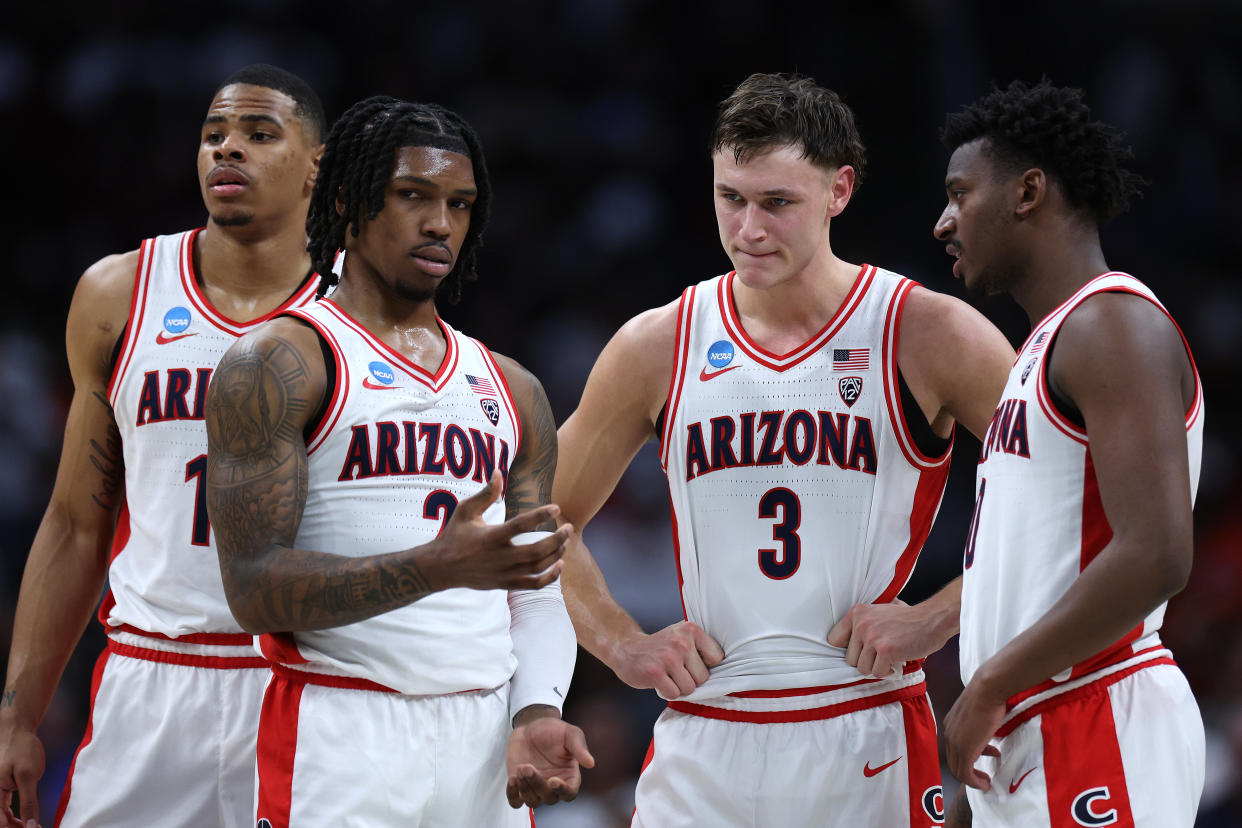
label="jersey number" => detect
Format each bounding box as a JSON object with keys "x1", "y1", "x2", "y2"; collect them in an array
[
  {"x1": 423, "y1": 490, "x2": 458, "y2": 534},
  {"x1": 758, "y1": 487, "x2": 801, "y2": 579},
  {"x1": 185, "y1": 454, "x2": 210, "y2": 546},
  {"x1": 963, "y1": 478, "x2": 986, "y2": 569}
]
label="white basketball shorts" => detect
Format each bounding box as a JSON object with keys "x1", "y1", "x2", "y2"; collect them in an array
[{"x1": 966, "y1": 658, "x2": 1204, "y2": 827}]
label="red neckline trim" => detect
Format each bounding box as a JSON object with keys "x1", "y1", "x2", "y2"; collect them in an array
[{"x1": 317, "y1": 299, "x2": 457, "y2": 391}]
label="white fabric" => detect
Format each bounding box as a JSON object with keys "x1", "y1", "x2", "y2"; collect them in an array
[
  {"x1": 507, "y1": 531, "x2": 576, "y2": 717},
  {"x1": 259, "y1": 679, "x2": 529, "y2": 827},
  {"x1": 960, "y1": 272, "x2": 1204, "y2": 692},
  {"x1": 966, "y1": 663, "x2": 1204, "y2": 827},
  {"x1": 660, "y1": 266, "x2": 952, "y2": 706},
  {"x1": 57, "y1": 647, "x2": 267, "y2": 828},
  {"x1": 105, "y1": 227, "x2": 319, "y2": 636},
  {"x1": 271, "y1": 298, "x2": 523, "y2": 695}
]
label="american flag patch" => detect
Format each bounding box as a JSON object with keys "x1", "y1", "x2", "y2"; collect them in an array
[
  {"x1": 832, "y1": 348, "x2": 870, "y2": 371},
  {"x1": 1029, "y1": 331, "x2": 1049, "y2": 354},
  {"x1": 465, "y1": 374, "x2": 496, "y2": 396}
]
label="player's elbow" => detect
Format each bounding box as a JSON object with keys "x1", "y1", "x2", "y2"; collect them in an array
[{"x1": 1133, "y1": 531, "x2": 1194, "y2": 602}]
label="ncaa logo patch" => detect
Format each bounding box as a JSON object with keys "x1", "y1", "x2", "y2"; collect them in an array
[
  {"x1": 163, "y1": 306, "x2": 192, "y2": 333},
  {"x1": 922, "y1": 785, "x2": 945, "y2": 821},
  {"x1": 368, "y1": 361, "x2": 395, "y2": 385},
  {"x1": 480, "y1": 398, "x2": 500, "y2": 425},
  {"x1": 1021, "y1": 358, "x2": 1036, "y2": 385},
  {"x1": 707, "y1": 340, "x2": 734, "y2": 369},
  {"x1": 838, "y1": 376, "x2": 863, "y2": 407}
]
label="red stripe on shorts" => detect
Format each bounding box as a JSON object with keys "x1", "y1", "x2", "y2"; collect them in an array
[
  {"x1": 255, "y1": 673, "x2": 304, "y2": 828},
  {"x1": 54, "y1": 648, "x2": 111, "y2": 827},
  {"x1": 901, "y1": 694, "x2": 944, "y2": 826},
  {"x1": 669, "y1": 681, "x2": 925, "y2": 724},
  {"x1": 1041, "y1": 688, "x2": 1135, "y2": 827}
]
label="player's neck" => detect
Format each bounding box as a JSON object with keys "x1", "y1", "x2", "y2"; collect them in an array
[
  {"x1": 195, "y1": 219, "x2": 313, "y2": 319},
  {"x1": 328, "y1": 273, "x2": 447, "y2": 375},
  {"x1": 1012, "y1": 224, "x2": 1110, "y2": 325},
  {"x1": 731, "y1": 255, "x2": 861, "y2": 353}
]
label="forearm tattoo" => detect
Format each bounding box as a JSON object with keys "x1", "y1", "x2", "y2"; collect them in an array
[
  {"x1": 89, "y1": 392, "x2": 124, "y2": 511},
  {"x1": 207, "y1": 334, "x2": 434, "y2": 631},
  {"x1": 505, "y1": 367, "x2": 558, "y2": 531}
]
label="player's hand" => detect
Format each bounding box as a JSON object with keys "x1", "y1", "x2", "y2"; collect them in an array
[
  {"x1": 505, "y1": 706, "x2": 595, "y2": 809},
  {"x1": 423, "y1": 472, "x2": 572, "y2": 592},
  {"x1": 943, "y1": 675, "x2": 1005, "y2": 791},
  {"x1": 828, "y1": 599, "x2": 945, "y2": 678},
  {"x1": 0, "y1": 720, "x2": 45, "y2": 828},
  {"x1": 612, "y1": 621, "x2": 724, "y2": 699},
  {"x1": 944, "y1": 785, "x2": 973, "y2": 828}
]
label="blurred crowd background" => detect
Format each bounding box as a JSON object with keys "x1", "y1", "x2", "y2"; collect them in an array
[{"x1": 3, "y1": 0, "x2": 1240, "y2": 823}]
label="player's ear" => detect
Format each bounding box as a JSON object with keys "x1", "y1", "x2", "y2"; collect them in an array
[
  {"x1": 305, "y1": 144, "x2": 325, "y2": 195},
  {"x1": 1015, "y1": 168, "x2": 1046, "y2": 220},
  {"x1": 826, "y1": 165, "x2": 855, "y2": 220}
]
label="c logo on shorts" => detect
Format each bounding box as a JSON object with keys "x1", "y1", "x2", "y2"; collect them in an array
[
  {"x1": 257, "y1": 819, "x2": 273, "y2": 828},
  {"x1": 1072, "y1": 786, "x2": 1118, "y2": 826},
  {"x1": 922, "y1": 785, "x2": 945, "y2": 821}
]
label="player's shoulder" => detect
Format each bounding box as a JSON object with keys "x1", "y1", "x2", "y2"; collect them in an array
[
  {"x1": 1057, "y1": 287, "x2": 1184, "y2": 366},
  {"x1": 74, "y1": 248, "x2": 142, "y2": 308},
  {"x1": 612, "y1": 296, "x2": 682, "y2": 355}
]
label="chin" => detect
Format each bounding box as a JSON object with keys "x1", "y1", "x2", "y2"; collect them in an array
[{"x1": 210, "y1": 211, "x2": 255, "y2": 228}]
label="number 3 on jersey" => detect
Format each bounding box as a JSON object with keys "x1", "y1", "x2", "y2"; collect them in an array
[{"x1": 758, "y1": 487, "x2": 801, "y2": 579}]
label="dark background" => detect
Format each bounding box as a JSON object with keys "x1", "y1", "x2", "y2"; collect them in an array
[{"x1": 2, "y1": 1, "x2": 1240, "y2": 823}]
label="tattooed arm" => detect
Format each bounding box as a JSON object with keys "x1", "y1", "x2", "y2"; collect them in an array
[
  {"x1": 206, "y1": 322, "x2": 571, "y2": 634},
  {"x1": 1, "y1": 251, "x2": 136, "y2": 826}
]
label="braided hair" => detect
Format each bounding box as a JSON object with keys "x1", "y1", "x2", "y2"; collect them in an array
[
  {"x1": 941, "y1": 79, "x2": 1145, "y2": 224},
  {"x1": 307, "y1": 96, "x2": 492, "y2": 301}
]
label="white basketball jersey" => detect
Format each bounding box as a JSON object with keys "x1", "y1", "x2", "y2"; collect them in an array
[
  {"x1": 662, "y1": 266, "x2": 953, "y2": 703},
  {"x1": 259, "y1": 298, "x2": 522, "y2": 696},
  {"x1": 960, "y1": 272, "x2": 1204, "y2": 698},
  {"x1": 106, "y1": 229, "x2": 320, "y2": 637}
]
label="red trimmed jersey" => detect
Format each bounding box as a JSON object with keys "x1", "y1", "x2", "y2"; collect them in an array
[
  {"x1": 261, "y1": 298, "x2": 523, "y2": 695},
  {"x1": 104, "y1": 228, "x2": 319, "y2": 638},
  {"x1": 660, "y1": 266, "x2": 952, "y2": 706},
  {"x1": 960, "y1": 272, "x2": 1204, "y2": 695}
]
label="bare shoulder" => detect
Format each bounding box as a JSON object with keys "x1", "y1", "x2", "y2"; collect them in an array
[
  {"x1": 900, "y1": 286, "x2": 1002, "y2": 349},
  {"x1": 66, "y1": 249, "x2": 143, "y2": 380},
  {"x1": 588, "y1": 298, "x2": 682, "y2": 420},
  {"x1": 217, "y1": 316, "x2": 329, "y2": 412},
  {"x1": 1053, "y1": 290, "x2": 1189, "y2": 388}
]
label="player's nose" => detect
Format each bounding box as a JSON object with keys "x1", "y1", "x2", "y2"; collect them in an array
[
  {"x1": 933, "y1": 207, "x2": 954, "y2": 241},
  {"x1": 213, "y1": 131, "x2": 246, "y2": 163}
]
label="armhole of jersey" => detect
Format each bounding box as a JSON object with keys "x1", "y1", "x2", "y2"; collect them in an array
[
  {"x1": 476, "y1": 343, "x2": 523, "y2": 459},
  {"x1": 881, "y1": 280, "x2": 953, "y2": 470},
  {"x1": 106, "y1": 238, "x2": 155, "y2": 405},
  {"x1": 659, "y1": 284, "x2": 697, "y2": 470},
  {"x1": 284, "y1": 309, "x2": 348, "y2": 455}
]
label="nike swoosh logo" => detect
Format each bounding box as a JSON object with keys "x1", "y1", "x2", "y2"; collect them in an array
[
  {"x1": 863, "y1": 757, "x2": 901, "y2": 777},
  {"x1": 553, "y1": 686, "x2": 563, "y2": 698},
  {"x1": 1009, "y1": 767, "x2": 1037, "y2": 794},
  {"x1": 699, "y1": 365, "x2": 740, "y2": 382},
  {"x1": 155, "y1": 331, "x2": 198, "y2": 345},
  {"x1": 362, "y1": 378, "x2": 401, "y2": 390}
]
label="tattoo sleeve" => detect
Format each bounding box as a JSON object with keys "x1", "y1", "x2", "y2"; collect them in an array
[
  {"x1": 206, "y1": 331, "x2": 436, "y2": 632},
  {"x1": 500, "y1": 359, "x2": 558, "y2": 530}
]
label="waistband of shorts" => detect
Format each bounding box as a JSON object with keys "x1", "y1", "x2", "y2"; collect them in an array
[
  {"x1": 270, "y1": 662, "x2": 400, "y2": 693},
  {"x1": 109, "y1": 623, "x2": 253, "y2": 647},
  {"x1": 996, "y1": 648, "x2": 1176, "y2": 739},
  {"x1": 106, "y1": 637, "x2": 269, "y2": 670},
  {"x1": 668, "y1": 679, "x2": 927, "y2": 724}
]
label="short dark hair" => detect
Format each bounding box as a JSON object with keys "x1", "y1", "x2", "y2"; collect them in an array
[
  {"x1": 711, "y1": 72, "x2": 867, "y2": 189},
  {"x1": 941, "y1": 79, "x2": 1145, "y2": 224},
  {"x1": 216, "y1": 63, "x2": 327, "y2": 144},
  {"x1": 307, "y1": 96, "x2": 492, "y2": 303}
]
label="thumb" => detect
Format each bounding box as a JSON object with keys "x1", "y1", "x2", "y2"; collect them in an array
[
  {"x1": 15, "y1": 772, "x2": 37, "y2": 826},
  {"x1": 827, "y1": 610, "x2": 854, "y2": 647},
  {"x1": 459, "y1": 471, "x2": 504, "y2": 517},
  {"x1": 691, "y1": 626, "x2": 725, "y2": 667},
  {"x1": 565, "y1": 726, "x2": 595, "y2": 768}
]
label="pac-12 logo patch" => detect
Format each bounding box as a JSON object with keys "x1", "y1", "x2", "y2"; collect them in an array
[
  {"x1": 707, "y1": 340, "x2": 734, "y2": 369},
  {"x1": 1021, "y1": 358, "x2": 1036, "y2": 385},
  {"x1": 480, "y1": 398, "x2": 500, "y2": 425},
  {"x1": 155, "y1": 306, "x2": 197, "y2": 344},
  {"x1": 839, "y1": 376, "x2": 863, "y2": 407},
  {"x1": 363, "y1": 360, "x2": 399, "y2": 390},
  {"x1": 922, "y1": 785, "x2": 945, "y2": 821}
]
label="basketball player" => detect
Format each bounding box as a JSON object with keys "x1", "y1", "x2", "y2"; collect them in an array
[
  {"x1": 0, "y1": 65, "x2": 326, "y2": 827},
  {"x1": 205, "y1": 96, "x2": 592, "y2": 826},
  {"x1": 555, "y1": 73, "x2": 1014, "y2": 826},
  {"x1": 936, "y1": 80, "x2": 1205, "y2": 826}
]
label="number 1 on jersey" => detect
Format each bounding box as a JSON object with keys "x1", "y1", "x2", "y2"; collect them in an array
[
  {"x1": 758, "y1": 487, "x2": 801, "y2": 579},
  {"x1": 185, "y1": 454, "x2": 210, "y2": 546}
]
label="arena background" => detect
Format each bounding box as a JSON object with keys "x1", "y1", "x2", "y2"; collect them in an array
[{"x1": 2, "y1": 1, "x2": 1240, "y2": 822}]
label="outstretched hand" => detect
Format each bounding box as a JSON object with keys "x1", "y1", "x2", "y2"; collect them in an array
[
  {"x1": 943, "y1": 677, "x2": 1005, "y2": 791},
  {"x1": 505, "y1": 709, "x2": 595, "y2": 809},
  {"x1": 612, "y1": 621, "x2": 724, "y2": 700},
  {"x1": 429, "y1": 472, "x2": 573, "y2": 592}
]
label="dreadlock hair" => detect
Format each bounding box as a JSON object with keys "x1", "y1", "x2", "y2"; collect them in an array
[
  {"x1": 307, "y1": 96, "x2": 492, "y2": 302},
  {"x1": 711, "y1": 72, "x2": 867, "y2": 189},
  {"x1": 941, "y1": 79, "x2": 1146, "y2": 224},
  {"x1": 216, "y1": 63, "x2": 326, "y2": 144}
]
